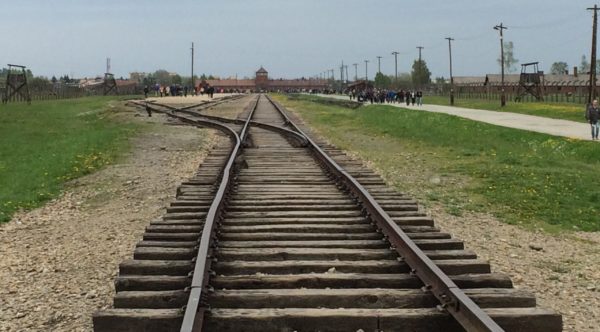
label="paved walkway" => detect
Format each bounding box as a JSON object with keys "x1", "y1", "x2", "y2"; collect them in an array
[{"x1": 315, "y1": 94, "x2": 592, "y2": 141}]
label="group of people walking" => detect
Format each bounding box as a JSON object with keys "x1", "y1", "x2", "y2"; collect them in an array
[
  {"x1": 349, "y1": 89, "x2": 423, "y2": 106},
  {"x1": 586, "y1": 99, "x2": 600, "y2": 140},
  {"x1": 143, "y1": 84, "x2": 215, "y2": 99}
]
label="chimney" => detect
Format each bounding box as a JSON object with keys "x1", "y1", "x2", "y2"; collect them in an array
[
  {"x1": 564, "y1": 68, "x2": 569, "y2": 75},
  {"x1": 574, "y1": 66, "x2": 578, "y2": 77}
]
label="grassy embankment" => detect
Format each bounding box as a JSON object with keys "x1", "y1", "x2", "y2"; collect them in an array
[
  {"x1": 426, "y1": 95, "x2": 586, "y2": 123},
  {"x1": 274, "y1": 94, "x2": 600, "y2": 232},
  {"x1": 0, "y1": 96, "x2": 142, "y2": 222}
]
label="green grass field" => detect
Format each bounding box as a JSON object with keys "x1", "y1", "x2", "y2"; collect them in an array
[
  {"x1": 426, "y1": 96, "x2": 587, "y2": 123},
  {"x1": 275, "y1": 94, "x2": 600, "y2": 232},
  {"x1": 0, "y1": 97, "x2": 141, "y2": 222}
]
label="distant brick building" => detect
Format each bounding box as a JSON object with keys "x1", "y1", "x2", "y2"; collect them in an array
[{"x1": 200, "y1": 67, "x2": 328, "y2": 92}]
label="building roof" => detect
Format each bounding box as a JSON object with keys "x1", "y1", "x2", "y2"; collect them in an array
[
  {"x1": 347, "y1": 80, "x2": 370, "y2": 89},
  {"x1": 452, "y1": 73, "x2": 597, "y2": 86},
  {"x1": 256, "y1": 67, "x2": 268, "y2": 74},
  {"x1": 452, "y1": 76, "x2": 486, "y2": 85},
  {"x1": 543, "y1": 74, "x2": 593, "y2": 86},
  {"x1": 116, "y1": 80, "x2": 137, "y2": 87},
  {"x1": 485, "y1": 74, "x2": 522, "y2": 85},
  {"x1": 269, "y1": 79, "x2": 327, "y2": 87},
  {"x1": 206, "y1": 79, "x2": 256, "y2": 87}
]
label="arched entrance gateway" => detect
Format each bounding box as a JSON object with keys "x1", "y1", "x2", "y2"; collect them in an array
[{"x1": 199, "y1": 67, "x2": 329, "y2": 92}]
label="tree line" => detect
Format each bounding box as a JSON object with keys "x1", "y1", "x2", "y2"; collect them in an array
[
  {"x1": 0, "y1": 68, "x2": 56, "y2": 89},
  {"x1": 140, "y1": 69, "x2": 222, "y2": 87},
  {"x1": 494, "y1": 41, "x2": 596, "y2": 76}
]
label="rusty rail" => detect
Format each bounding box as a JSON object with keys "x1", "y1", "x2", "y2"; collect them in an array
[
  {"x1": 178, "y1": 95, "x2": 260, "y2": 332},
  {"x1": 264, "y1": 94, "x2": 504, "y2": 332},
  {"x1": 133, "y1": 94, "x2": 504, "y2": 331},
  {"x1": 130, "y1": 96, "x2": 260, "y2": 330},
  {"x1": 146, "y1": 99, "x2": 308, "y2": 147}
]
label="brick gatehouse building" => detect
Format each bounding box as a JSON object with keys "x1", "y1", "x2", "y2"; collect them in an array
[{"x1": 199, "y1": 67, "x2": 328, "y2": 92}]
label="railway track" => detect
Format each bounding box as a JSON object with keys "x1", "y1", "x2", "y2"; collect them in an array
[{"x1": 93, "y1": 94, "x2": 562, "y2": 331}]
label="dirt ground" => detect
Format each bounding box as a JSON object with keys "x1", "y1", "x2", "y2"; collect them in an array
[
  {"x1": 145, "y1": 93, "x2": 240, "y2": 105},
  {"x1": 430, "y1": 207, "x2": 599, "y2": 332},
  {"x1": 0, "y1": 105, "x2": 217, "y2": 332}
]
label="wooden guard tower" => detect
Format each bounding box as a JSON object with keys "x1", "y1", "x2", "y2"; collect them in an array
[
  {"x1": 515, "y1": 62, "x2": 544, "y2": 101},
  {"x1": 2, "y1": 64, "x2": 31, "y2": 105},
  {"x1": 103, "y1": 73, "x2": 117, "y2": 95}
]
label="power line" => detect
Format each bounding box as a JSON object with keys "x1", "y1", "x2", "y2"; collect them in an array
[{"x1": 509, "y1": 12, "x2": 584, "y2": 30}]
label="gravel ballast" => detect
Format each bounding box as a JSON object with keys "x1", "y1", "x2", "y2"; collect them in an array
[{"x1": 0, "y1": 109, "x2": 217, "y2": 332}]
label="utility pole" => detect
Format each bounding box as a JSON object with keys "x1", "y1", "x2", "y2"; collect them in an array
[
  {"x1": 191, "y1": 42, "x2": 195, "y2": 89},
  {"x1": 588, "y1": 5, "x2": 600, "y2": 104},
  {"x1": 445, "y1": 37, "x2": 455, "y2": 105},
  {"x1": 353, "y1": 63, "x2": 358, "y2": 81},
  {"x1": 345, "y1": 65, "x2": 349, "y2": 84},
  {"x1": 340, "y1": 61, "x2": 345, "y2": 91},
  {"x1": 391, "y1": 51, "x2": 399, "y2": 84},
  {"x1": 364, "y1": 60, "x2": 369, "y2": 81},
  {"x1": 376, "y1": 56, "x2": 382, "y2": 73},
  {"x1": 416, "y1": 46, "x2": 424, "y2": 89},
  {"x1": 494, "y1": 23, "x2": 508, "y2": 106}
]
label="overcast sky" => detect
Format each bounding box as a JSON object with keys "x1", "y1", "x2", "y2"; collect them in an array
[{"x1": 0, "y1": 0, "x2": 595, "y2": 80}]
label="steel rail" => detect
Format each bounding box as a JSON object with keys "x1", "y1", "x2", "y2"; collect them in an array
[
  {"x1": 147, "y1": 100, "x2": 308, "y2": 147},
  {"x1": 145, "y1": 94, "x2": 245, "y2": 113},
  {"x1": 178, "y1": 95, "x2": 260, "y2": 332},
  {"x1": 128, "y1": 100, "x2": 240, "y2": 133},
  {"x1": 131, "y1": 97, "x2": 261, "y2": 332},
  {"x1": 264, "y1": 94, "x2": 504, "y2": 332}
]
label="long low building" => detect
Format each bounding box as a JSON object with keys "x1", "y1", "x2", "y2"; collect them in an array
[
  {"x1": 451, "y1": 68, "x2": 600, "y2": 99},
  {"x1": 201, "y1": 67, "x2": 328, "y2": 92}
]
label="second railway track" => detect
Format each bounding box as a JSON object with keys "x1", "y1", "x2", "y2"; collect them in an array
[{"x1": 93, "y1": 94, "x2": 562, "y2": 332}]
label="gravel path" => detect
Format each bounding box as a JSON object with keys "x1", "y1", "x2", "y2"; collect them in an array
[
  {"x1": 0, "y1": 107, "x2": 217, "y2": 332},
  {"x1": 315, "y1": 94, "x2": 595, "y2": 141}
]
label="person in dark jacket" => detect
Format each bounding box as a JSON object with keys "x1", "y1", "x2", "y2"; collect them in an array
[{"x1": 586, "y1": 99, "x2": 600, "y2": 140}]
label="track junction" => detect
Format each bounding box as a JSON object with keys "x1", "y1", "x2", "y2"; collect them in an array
[{"x1": 92, "y1": 94, "x2": 562, "y2": 332}]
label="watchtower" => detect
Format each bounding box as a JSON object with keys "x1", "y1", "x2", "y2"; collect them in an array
[
  {"x1": 2, "y1": 64, "x2": 31, "y2": 104},
  {"x1": 255, "y1": 67, "x2": 268, "y2": 91},
  {"x1": 103, "y1": 73, "x2": 118, "y2": 95},
  {"x1": 515, "y1": 62, "x2": 544, "y2": 101}
]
